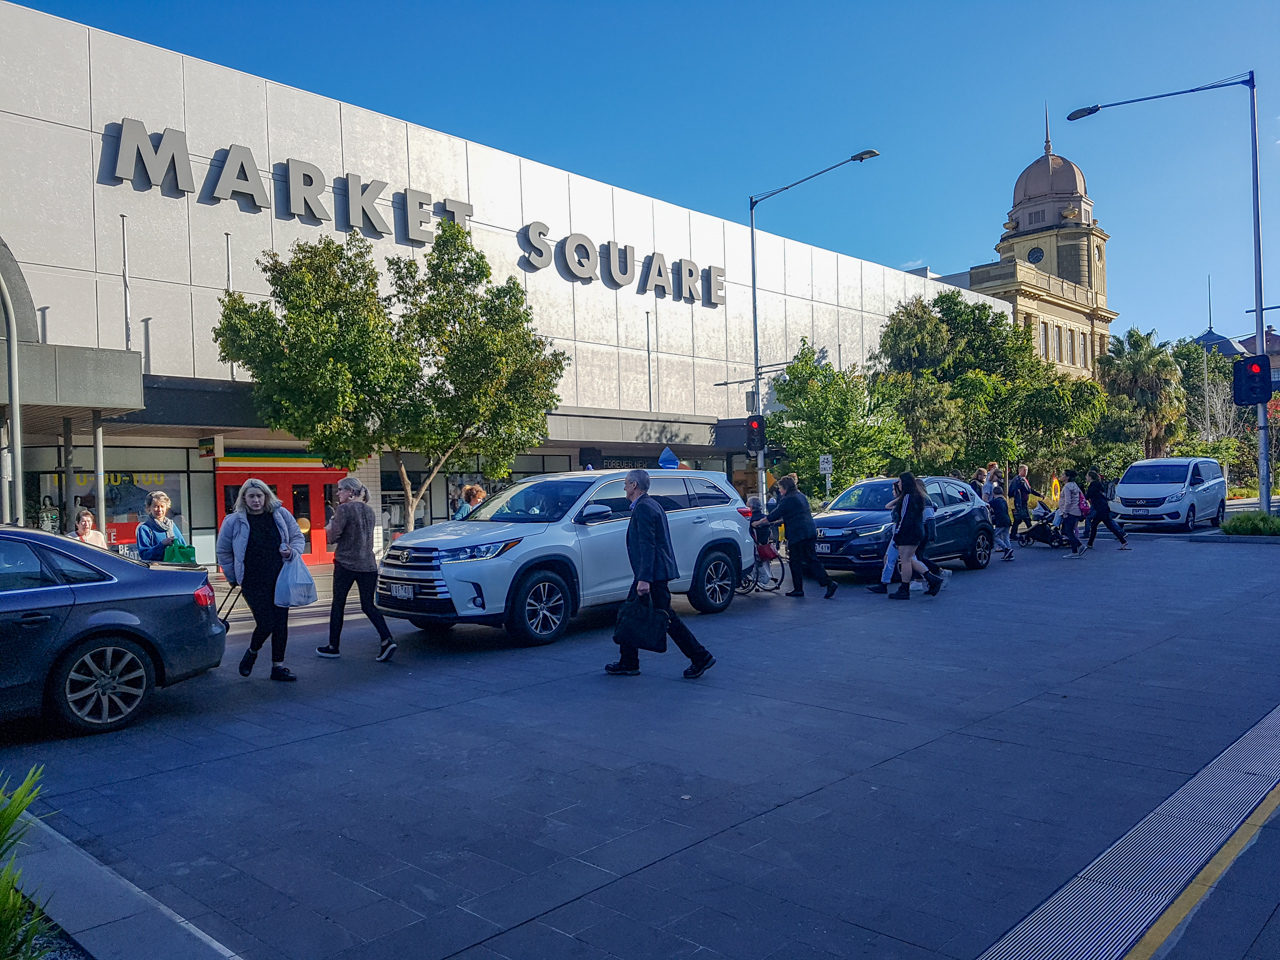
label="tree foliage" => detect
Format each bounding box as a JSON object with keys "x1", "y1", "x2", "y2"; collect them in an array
[
  {"x1": 765, "y1": 341, "x2": 909, "y2": 494},
  {"x1": 215, "y1": 222, "x2": 569, "y2": 531},
  {"x1": 1096, "y1": 328, "x2": 1185, "y2": 458},
  {"x1": 871, "y1": 293, "x2": 1104, "y2": 474}
]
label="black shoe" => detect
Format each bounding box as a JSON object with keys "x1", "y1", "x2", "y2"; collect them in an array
[
  {"x1": 316, "y1": 645, "x2": 340, "y2": 658},
  {"x1": 824, "y1": 582, "x2": 839, "y2": 600},
  {"x1": 867, "y1": 583, "x2": 889, "y2": 594},
  {"x1": 270, "y1": 665, "x2": 297, "y2": 682},
  {"x1": 785, "y1": 590, "x2": 805, "y2": 598},
  {"x1": 239, "y1": 648, "x2": 258, "y2": 677},
  {"x1": 684, "y1": 655, "x2": 716, "y2": 679},
  {"x1": 605, "y1": 662, "x2": 640, "y2": 676},
  {"x1": 888, "y1": 584, "x2": 910, "y2": 600},
  {"x1": 925, "y1": 572, "x2": 944, "y2": 597},
  {"x1": 376, "y1": 639, "x2": 397, "y2": 663}
]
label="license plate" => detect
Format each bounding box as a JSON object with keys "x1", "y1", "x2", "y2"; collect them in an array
[
  {"x1": 1133, "y1": 508, "x2": 1149, "y2": 515},
  {"x1": 389, "y1": 583, "x2": 413, "y2": 600},
  {"x1": 815, "y1": 543, "x2": 831, "y2": 554}
]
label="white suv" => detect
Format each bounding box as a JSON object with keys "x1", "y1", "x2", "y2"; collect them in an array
[
  {"x1": 375, "y1": 470, "x2": 753, "y2": 645},
  {"x1": 1111, "y1": 457, "x2": 1228, "y2": 530}
]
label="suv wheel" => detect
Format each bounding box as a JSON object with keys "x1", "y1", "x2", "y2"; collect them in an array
[
  {"x1": 1211, "y1": 501, "x2": 1225, "y2": 527},
  {"x1": 963, "y1": 530, "x2": 993, "y2": 570},
  {"x1": 507, "y1": 570, "x2": 570, "y2": 646},
  {"x1": 50, "y1": 636, "x2": 155, "y2": 734},
  {"x1": 688, "y1": 550, "x2": 736, "y2": 614},
  {"x1": 1183, "y1": 505, "x2": 1197, "y2": 532}
]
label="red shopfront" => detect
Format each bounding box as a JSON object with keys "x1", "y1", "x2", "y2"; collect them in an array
[{"x1": 216, "y1": 454, "x2": 349, "y2": 566}]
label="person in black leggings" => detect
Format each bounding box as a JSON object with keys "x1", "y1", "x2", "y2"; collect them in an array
[{"x1": 1085, "y1": 469, "x2": 1131, "y2": 551}]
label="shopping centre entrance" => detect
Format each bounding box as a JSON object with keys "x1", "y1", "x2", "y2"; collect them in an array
[{"x1": 216, "y1": 458, "x2": 348, "y2": 566}]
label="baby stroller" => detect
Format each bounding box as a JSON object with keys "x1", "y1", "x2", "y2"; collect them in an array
[{"x1": 1018, "y1": 502, "x2": 1070, "y2": 548}]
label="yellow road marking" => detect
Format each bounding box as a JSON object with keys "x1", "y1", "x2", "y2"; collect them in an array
[{"x1": 1123, "y1": 780, "x2": 1280, "y2": 960}]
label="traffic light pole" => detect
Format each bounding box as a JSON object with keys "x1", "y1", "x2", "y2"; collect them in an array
[{"x1": 1247, "y1": 73, "x2": 1270, "y2": 513}]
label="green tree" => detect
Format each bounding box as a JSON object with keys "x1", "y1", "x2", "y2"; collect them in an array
[
  {"x1": 1096, "y1": 328, "x2": 1185, "y2": 458},
  {"x1": 216, "y1": 223, "x2": 569, "y2": 532},
  {"x1": 766, "y1": 340, "x2": 910, "y2": 494},
  {"x1": 384, "y1": 221, "x2": 569, "y2": 528},
  {"x1": 215, "y1": 233, "x2": 417, "y2": 469}
]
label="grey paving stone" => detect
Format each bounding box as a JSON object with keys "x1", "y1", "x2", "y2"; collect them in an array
[
  {"x1": 485, "y1": 919, "x2": 611, "y2": 960},
  {"x1": 332, "y1": 896, "x2": 424, "y2": 941},
  {"x1": 331, "y1": 908, "x2": 503, "y2": 960},
  {"x1": 462, "y1": 857, "x2": 618, "y2": 928},
  {"x1": 578, "y1": 820, "x2": 701, "y2": 874},
  {"x1": 365, "y1": 865, "x2": 475, "y2": 916},
  {"x1": 577, "y1": 911, "x2": 701, "y2": 960},
  {"x1": 243, "y1": 903, "x2": 358, "y2": 960},
  {"x1": 19, "y1": 846, "x2": 145, "y2": 936},
  {"x1": 1163, "y1": 887, "x2": 1278, "y2": 960},
  {"x1": 73, "y1": 908, "x2": 226, "y2": 960},
  {"x1": 238, "y1": 849, "x2": 383, "y2": 917},
  {"x1": 664, "y1": 907, "x2": 791, "y2": 960},
  {"x1": 466, "y1": 832, "x2": 566, "y2": 874},
  {"x1": 586, "y1": 877, "x2": 700, "y2": 929},
  {"x1": 543, "y1": 898, "x2": 623, "y2": 936}
]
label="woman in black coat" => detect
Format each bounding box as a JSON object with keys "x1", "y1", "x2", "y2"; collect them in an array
[{"x1": 890, "y1": 473, "x2": 944, "y2": 600}]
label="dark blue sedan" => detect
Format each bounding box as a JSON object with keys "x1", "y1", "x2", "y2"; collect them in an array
[
  {"x1": 0, "y1": 529, "x2": 225, "y2": 733},
  {"x1": 812, "y1": 477, "x2": 995, "y2": 574}
]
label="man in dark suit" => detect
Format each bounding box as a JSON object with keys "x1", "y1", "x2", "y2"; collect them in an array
[
  {"x1": 753, "y1": 473, "x2": 837, "y2": 599},
  {"x1": 606, "y1": 469, "x2": 716, "y2": 678}
]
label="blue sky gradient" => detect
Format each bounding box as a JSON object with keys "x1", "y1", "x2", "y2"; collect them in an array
[{"x1": 22, "y1": 0, "x2": 1280, "y2": 343}]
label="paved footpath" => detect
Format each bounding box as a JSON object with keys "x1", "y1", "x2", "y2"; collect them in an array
[{"x1": 3, "y1": 536, "x2": 1279, "y2": 960}]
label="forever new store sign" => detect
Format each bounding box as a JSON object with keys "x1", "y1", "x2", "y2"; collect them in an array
[{"x1": 110, "y1": 118, "x2": 727, "y2": 307}]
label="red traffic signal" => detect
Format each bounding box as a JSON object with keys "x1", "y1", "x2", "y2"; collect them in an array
[
  {"x1": 1234, "y1": 355, "x2": 1273, "y2": 406},
  {"x1": 746, "y1": 416, "x2": 766, "y2": 452}
]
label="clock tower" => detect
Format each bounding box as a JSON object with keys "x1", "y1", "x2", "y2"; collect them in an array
[{"x1": 965, "y1": 115, "x2": 1117, "y2": 378}]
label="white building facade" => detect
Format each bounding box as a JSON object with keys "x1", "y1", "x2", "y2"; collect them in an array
[{"x1": 0, "y1": 0, "x2": 1006, "y2": 561}]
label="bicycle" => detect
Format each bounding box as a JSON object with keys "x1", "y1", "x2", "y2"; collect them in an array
[{"x1": 736, "y1": 541, "x2": 787, "y2": 594}]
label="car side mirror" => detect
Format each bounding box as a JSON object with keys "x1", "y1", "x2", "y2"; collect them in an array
[{"x1": 578, "y1": 504, "x2": 612, "y2": 524}]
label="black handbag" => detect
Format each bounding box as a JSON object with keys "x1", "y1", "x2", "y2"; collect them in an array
[{"x1": 613, "y1": 593, "x2": 669, "y2": 653}]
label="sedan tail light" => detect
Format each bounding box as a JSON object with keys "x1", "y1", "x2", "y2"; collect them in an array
[
  {"x1": 194, "y1": 584, "x2": 215, "y2": 607},
  {"x1": 737, "y1": 507, "x2": 753, "y2": 519}
]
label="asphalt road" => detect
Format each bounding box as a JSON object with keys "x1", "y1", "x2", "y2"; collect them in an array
[{"x1": 2, "y1": 535, "x2": 1279, "y2": 960}]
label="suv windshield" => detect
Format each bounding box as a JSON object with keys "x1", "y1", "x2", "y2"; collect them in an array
[
  {"x1": 1121, "y1": 464, "x2": 1190, "y2": 485},
  {"x1": 465, "y1": 478, "x2": 593, "y2": 523},
  {"x1": 828, "y1": 482, "x2": 896, "y2": 511}
]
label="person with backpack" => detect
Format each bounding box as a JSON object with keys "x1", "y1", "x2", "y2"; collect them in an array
[
  {"x1": 1009, "y1": 465, "x2": 1042, "y2": 538},
  {"x1": 889, "y1": 474, "x2": 944, "y2": 600},
  {"x1": 1060, "y1": 469, "x2": 1087, "y2": 558},
  {"x1": 990, "y1": 483, "x2": 1014, "y2": 560},
  {"x1": 1085, "y1": 469, "x2": 1130, "y2": 551}
]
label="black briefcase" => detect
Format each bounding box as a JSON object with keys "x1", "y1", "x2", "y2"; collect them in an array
[{"x1": 613, "y1": 594, "x2": 669, "y2": 653}]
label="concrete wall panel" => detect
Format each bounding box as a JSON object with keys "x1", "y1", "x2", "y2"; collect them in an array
[
  {"x1": 693, "y1": 300, "x2": 726, "y2": 361},
  {"x1": 757, "y1": 290, "x2": 786, "y2": 366},
  {"x1": 656, "y1": 354, "x2": 693, "y2": 414},
  {"x1": 694, "y1": 358, "x2": 727, "y2": 419},
  {"x1": 21, "y1": 264, "x2": 97, "y2": 348},
  {"x1": 860, "y1": 262, "x2": 886, "y2": 317},
  {"x1": 785, "y1": 299, "x2": 813, "y2": 359},
  {"x1": 753, "y1": 231, "x2": 783, "y2": 294},
  {"x1": 903, "y1": 271, "x2": 925, "y2": 306},
  {"x1": 191, "y1": 287, "x2": 232, "y2": 381},
  {"x1": 471, "y1": 225, "x2": 522, "y2": 289},
  {"x1": 188, "y1": 158, "x2": 274, "y2": 295},
  {"x1": 265, "y1": 83, "x2": 343, "y2": 180},
  {"x1": 183, "y1": 59, "x2": 267, "y2": 162},
  {"x1": 521, "y1": 159, "x2": 569, "y2": 239},
  {"x1": 567, "y1": 174, "x2": 614, "y2": 242},
  {"x1": 612, "y1": 188, "x2": 654, "y2": 252},
  {"x1": 616, "y1": 291, "x2": 653, "y2": 352},
  {"x1": 784, "y1": 240, "x2": 812, "y2": 300},
  {"x1": 89, "y1": 28, "x2": 184, "y2": 136},
  {"x1": 883, "y1": 268, "x2": 906, "y2": 316},
  {"x1": 407, "y1": 126, "x2": 468, "y2": 205},
  {"x1": 652, "y1": 201, "x2": 690, "y2": 262},
  {"x1": 655, "y1": 296, "x2": 693, "y2": 357},
  {"x1": 93, "y1": 139, "x2": 191, "y2": 284},
  {"x1": 837, "y1": 254, "x2": 862, "y2": 310},
  {"x1": 468, "y1": 143, "x2": 521, "y2": 230},
  {"x1": 689, "y1": 212, "x2": 724, "y2": 276},
  {"x1": 525, "y1": 264, "x2": 575, "y2": 341},
  {"x1": 723, "y1": 221, "x2": 751, "y2": 290},
  {"x1": 812, "y1": 248, "x2": 837, "y2": 305},
  {"x1": 132, "y1": 278, "x2": 194, "y2": 377},
  {"x1": 0, "y1": 3, "x2": 88, "y2": 128},
  {"x1": 838, "y1": 308, "x2": 863, "y2": 370},
  {"x1": 0, "y1": 114, "x2": 96, "y2": 271},
  {"x1": 549, "y1": 338, "x2": 576, "y2": 407},
  {"x1": 574, "y1": 341, "x2": 620, "y2": 410},
  {"x1": 813, "y1": 303, "x2": 839, "y2": 360},
  {"x1": 572, "y1": 281, "x2": 617, "y2": 346},
  {"x1": 618, "y1": 348, "x2": 651, "y2": 414},
  {"x1": 724, "y1": 283, "x2": 753, "y2": 365},
  {"x1": 340, "y1": 104, "x2": 409, "y2": 193}
]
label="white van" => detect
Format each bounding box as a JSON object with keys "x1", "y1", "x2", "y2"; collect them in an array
[{"x1": 1111, "y1": 457, "x2": 1227, "y2": 530}]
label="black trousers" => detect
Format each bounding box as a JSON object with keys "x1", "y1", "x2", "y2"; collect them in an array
[
  {"x1": 617, "y1": 581, "x2": 710, "y2": 669},
  {"x1": 1086, "y1": 513, "x2": 1128, "y2": 546},
  {"x1": 917, "y1": 531, "x2": 941, "y2": 576},
  {"x1": 1011, "y1": 507, "x2": 1033, "y2": 537},
  {"x1": 329, "y1": 562, "x2": 392, "y2": 648},
  {"x1": 787, "y1": 538, "x2": 833, "y2": 593},
  {"x1": 242, "y1": 578, "x2": 289, "y2": 663}
]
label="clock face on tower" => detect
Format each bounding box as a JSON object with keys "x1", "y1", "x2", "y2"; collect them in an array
[{"x1": 1027, "y1": 247, "x2": 1045, "y2": 264}]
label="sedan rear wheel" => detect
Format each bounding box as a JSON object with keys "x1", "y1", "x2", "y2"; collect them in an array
[{"x1": 50, "y1": 637, "x2": 155, "y2": 734}]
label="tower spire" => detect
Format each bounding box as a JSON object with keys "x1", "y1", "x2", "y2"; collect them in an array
[{"x1": 1044, "y1": 102, "x2": 1052, "y2": 156}]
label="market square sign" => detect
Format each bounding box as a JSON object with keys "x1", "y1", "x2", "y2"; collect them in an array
[{"x1": 109, "y1": 118, "x2": 726, "y2": 307}]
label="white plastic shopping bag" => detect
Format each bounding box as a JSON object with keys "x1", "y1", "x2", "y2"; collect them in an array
[{"x1": 274, "y1": 553, "x2": 318, "y2": 607}]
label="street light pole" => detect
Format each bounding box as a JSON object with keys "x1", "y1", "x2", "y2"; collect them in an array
[
  {"x1": 748, "y1": 149, "x2": 879, "y2": 500},
  {"x1": 1069, "y1": 71, "x2": 1269, "y2": 511}
]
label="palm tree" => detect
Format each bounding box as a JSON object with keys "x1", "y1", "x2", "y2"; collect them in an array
[{"x1": 1096, "y1": 328, "x2": 1185, "y2": 458}]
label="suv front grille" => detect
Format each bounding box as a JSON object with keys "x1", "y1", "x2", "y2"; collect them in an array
[{"x1": 381, "y1": 545, "x2": 442, "y2": 572}]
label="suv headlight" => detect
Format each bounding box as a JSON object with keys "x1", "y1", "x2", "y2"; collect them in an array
[
  {"x1": 1165, "y1": 490, "x2": 1186, "y2": 503},
  {"x1": 437, "y1": 540, "x2": 522, "y2": 563},
  {"x1": 852, "y1": 522, "x2": 893, "y2": 539}
]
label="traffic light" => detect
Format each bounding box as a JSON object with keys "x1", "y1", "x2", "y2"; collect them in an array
[
  {"x1": 746, "y1": 415, "x2": 766, "y2": 452},
  {"x1": 1233, "y1": 355, "x2": 1273, "y2": 406}
]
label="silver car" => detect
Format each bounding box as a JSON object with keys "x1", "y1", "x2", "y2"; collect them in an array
[{"x1": 1111, "y1": 457, "x2": 1228, "y2": 530}]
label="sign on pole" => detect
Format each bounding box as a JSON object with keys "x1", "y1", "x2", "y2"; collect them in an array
[{"x1": 819, "y1": 455, "x2": 833, "y2": 498}]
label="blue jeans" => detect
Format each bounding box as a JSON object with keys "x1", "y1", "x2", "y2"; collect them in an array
[{"x1": 1062, "y1": 514, "x2": 1082, "y2": 552}]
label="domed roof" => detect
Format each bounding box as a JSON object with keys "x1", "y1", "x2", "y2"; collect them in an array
[{"x1": 1013, "y1": 121, "x2": 1087, "y2": 204}]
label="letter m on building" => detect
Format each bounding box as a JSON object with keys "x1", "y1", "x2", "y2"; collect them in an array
[{"x1": 113, "y1": 117, "x2": 195, "y2": 194}]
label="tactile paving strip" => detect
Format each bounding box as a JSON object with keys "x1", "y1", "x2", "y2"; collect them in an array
[{"x1": 978, "y1": 705, "x2": 1280, "y2": 960}]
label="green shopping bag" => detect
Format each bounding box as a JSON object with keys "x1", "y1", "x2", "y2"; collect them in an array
[{"x1": 163, "y1": 543, "x2": 196, "y2": 563}]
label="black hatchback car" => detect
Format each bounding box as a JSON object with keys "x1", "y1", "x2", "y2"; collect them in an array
[
  {"x1": 812, "y1": 477, "x2": 995, "y2": 574},
  {"x1": 0, "y1": 529, "x2": 225, "y2": 734}
]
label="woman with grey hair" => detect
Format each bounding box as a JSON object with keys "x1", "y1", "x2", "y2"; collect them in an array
[
  {"x1": 316, "y1": 477, "x2": 396, "y2": 662},
  {"x1": 135, "y1": 490, "x2": 187, "y2": 562},
  {"x1": 216, "y1": 478, "x2": 306, "y2": 681}
]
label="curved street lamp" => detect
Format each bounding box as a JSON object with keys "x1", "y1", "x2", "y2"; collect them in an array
[
  {"x1": 748, "y1": 150, "x2": 880, "y2": 497},
  {"x1": 1069, "y1": 72, "x2": 1269, "y2": 512}
]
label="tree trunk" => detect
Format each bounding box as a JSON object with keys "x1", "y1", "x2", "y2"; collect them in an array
[{"x1": 393, "y1": 450, "x2": 419, "y2": 534}]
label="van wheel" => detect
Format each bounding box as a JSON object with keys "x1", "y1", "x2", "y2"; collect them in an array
[
  {"x1": 1182, "y1": 505, "x2": 1196, "y2": 532},
  {"x1": 507, "y1": 570, "x2": 570, "y2": 646},
  {"x1": 1211, "y1": 501, "x2": 1225, "y2": 527},
  {"x1": 963, "y1": 530, "x2": 993, "y2": 570},
  {"x1": 688, "y1": 550, "x2": 736, "y2": 614},
  {"x1": 49, "y1": 636, "x2": 155, "y2": 734}
]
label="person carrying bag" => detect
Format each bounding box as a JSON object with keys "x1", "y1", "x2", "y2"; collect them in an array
[{"x1": 613, "y1": 592, "x2": 669, "y2": 653}]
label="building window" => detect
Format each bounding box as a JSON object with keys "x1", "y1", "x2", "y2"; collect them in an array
[
  {"x1": 1040, "y1": 322, "x2": 1049, "y2": 358},
  {"x1": 1081, "y1": 332, "x2": 1089, "y2": 366},
  {"x1": 1028, "y1": 210, "x2": 1046, "y2": 225},
  {"x1": 1068, "y1": 331, "x2": 1076, "y2": 365},
  {"x1": 1055, "y1": 326, "x2": 1063, "y2": 362}
]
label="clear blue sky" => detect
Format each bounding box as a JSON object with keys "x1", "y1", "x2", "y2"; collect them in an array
[{"x1": 25, "y1": 0, "x2": 1280, "y2": 343}]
